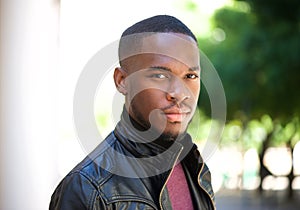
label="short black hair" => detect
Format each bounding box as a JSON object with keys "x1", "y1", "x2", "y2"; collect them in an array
[
  {"x1": 118, "y1": 15, "x2": 198, "y2": 67},
  {"x1": 121, "y1": 15, "x2": 197, "y2": 42}
]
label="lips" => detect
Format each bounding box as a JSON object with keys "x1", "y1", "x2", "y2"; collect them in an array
[
  {"x1": 164, "y1": 113, "x2": 187, "y2": 122},
  {"x1": 162, "y1": 107, "x2": 191, "y2": 122}
]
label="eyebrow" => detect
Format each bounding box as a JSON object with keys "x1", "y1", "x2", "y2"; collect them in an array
[{"x1": 148, "y1": 66, "x2": 200, "y2": 72}]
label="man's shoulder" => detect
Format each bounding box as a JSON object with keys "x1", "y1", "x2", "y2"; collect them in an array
[
  {"x1": 50, "y1": 132, "x2": 118, "y2": 210},
  {"x1": 50, "y1": 132, "x2": 121, "y2": 206},
  {"x1": 68, "y1": 132, "x2": 118, "y2": 186},
  {"x1": 54, "y1": 132, "x2": 157, "y2": 207}
]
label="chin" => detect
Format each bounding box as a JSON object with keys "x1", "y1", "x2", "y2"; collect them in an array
[
  {"x1": 160, "y1": 131, "x2": 185, "y2": 142},
  {"x1": 161, "y1": 126, "x2": 187, "y2": 141}
]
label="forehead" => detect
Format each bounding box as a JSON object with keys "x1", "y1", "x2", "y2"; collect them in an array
[
  {"x1": 120, "y1": 33, "x2": 200, "y2": 69},
  {"x1": 142, "y1": 33, "x2": 199, "y2": 59}
]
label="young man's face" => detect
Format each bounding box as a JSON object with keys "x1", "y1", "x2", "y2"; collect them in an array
[{"x1": 118, "y1": 33, "x2": 200, "y2": 139}]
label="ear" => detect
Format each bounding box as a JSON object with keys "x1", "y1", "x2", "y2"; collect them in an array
[{"x1": 114, "y1": 67, "x2": 127, "y2": 95}]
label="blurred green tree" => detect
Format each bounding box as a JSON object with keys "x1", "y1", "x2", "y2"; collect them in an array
[
  {"x1": 181, "y1": 0, "x2": 300, "y2": 197},
  {"x1": 198, "y1": 0, "x2": 300, "y2": 121}
]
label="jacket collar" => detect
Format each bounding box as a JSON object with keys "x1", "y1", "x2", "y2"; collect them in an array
[
  {"x1": 111, "y1": 108, "x2": 201, "y2": 181},
  {"x1": 114, "y1": 108, "x2": 195, "y2": 160}
]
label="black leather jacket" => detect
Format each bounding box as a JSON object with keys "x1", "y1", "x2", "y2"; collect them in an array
[{"x1": 50, "y1": 114, "x2": 216, "y2": 210}]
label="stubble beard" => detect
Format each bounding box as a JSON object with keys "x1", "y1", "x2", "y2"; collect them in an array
[{"x1": 129, "y1": 104, "x2": 191, "y2": 142}]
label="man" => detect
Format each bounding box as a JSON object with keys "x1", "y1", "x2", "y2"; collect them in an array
[{"x1": 50, "y1": 15, "x2": 216, "y2": 210}]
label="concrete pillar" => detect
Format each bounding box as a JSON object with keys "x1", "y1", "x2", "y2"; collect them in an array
[{"x1": 0, "y1": 0, "x2": 60, "y2": 209}]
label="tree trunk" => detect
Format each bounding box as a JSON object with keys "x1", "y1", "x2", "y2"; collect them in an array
[
  {"x1": 258, "y1": 133, "x2": 273, "y2": 193},
  {"x1": 287, "y1": 141, "x2": 294, "y2": 199}
]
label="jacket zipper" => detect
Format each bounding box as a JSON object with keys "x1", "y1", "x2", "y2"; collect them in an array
[
  {"x1": 197, "y1": 163, "x2": 217, "y2": 210},
  {"x1": 159, "y1": 147, "x2": 183, "y2": 210}
]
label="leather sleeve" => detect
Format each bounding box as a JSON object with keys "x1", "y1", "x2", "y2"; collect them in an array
[{"x1": 49, "y1": 172, "x2": 103, "y2": 210}]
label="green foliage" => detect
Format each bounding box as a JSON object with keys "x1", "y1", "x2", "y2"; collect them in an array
[
  {"x1": 239, "y1": 0, "x2": 300, "y2": 24},
  {"x1": 220, "y1": 119, "x2": 243, "y2": 147},
  {"x1": 180, "y1": 0, "x2": 300, "y2": 150},
  {"x1": 187, "y1": 110, "x2": 300, "y2": 152},
  {"x1": 197, "y1": 1, "x2": 300, "y2": 121},
  {"x1": 220, "y1": 115, "x2": 299, "y2": 151},
  {"x1": 188, "y1": 108, "x2": 213, "y2": 142}
]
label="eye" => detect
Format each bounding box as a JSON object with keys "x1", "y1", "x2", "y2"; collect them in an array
[
  {"x1": 185, "y1": 73, "x2": 199, "y2": 80},
  {"x1": 150, "y1": 73, "x2": 168, "y2": 79}
]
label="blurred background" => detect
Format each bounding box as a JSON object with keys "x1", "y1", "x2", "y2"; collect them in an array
[{"x1": 1, "y1": 0, "x2": 299, "y2": 209}]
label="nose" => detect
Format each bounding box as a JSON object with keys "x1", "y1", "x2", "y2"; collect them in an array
[{"x1": 166, "y1": 77, "x2": 190, "y2": 106}]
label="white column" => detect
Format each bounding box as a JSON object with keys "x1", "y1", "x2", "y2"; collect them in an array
[{"x1": 0, "y1": 0, "x2": 60, "y2": 209}]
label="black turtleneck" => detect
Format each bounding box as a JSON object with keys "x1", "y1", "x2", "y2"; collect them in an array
[{"x1": 114, "y1": 107, "x2": 195, "y2": 161}]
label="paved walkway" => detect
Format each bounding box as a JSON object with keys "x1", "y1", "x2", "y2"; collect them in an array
[{"x1": 215, "y1": 189, "x2": 300, "y2": 210}]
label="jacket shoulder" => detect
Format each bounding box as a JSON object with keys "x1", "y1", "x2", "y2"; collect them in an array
[
  {"x1": 74, "y1": 132, "x2": 117, "y2": 185},
  {"x1": 50, "y1": 132, "x2": 157, "y2": 209},
  {"x1": 49, "y1": 170, "x2": 105, "y2": 210},
  {"x1": 50, "y1": 133, "x2": 117, "y2": 209}
]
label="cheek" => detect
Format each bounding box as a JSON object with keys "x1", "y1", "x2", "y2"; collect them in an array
[
  {"x1": 195, "y1": 86, "x2": 200, "y2": 100},
  {"x1": 126, "y1": 82, "x2": 144, "y2": 105},
  {"x1": 188, "y1": 83, "x2": 200, "y2": 102},
  {"x1": 130, "y1": 89, "x2": 165, "y2": 111},
  {"x1": 129, "y1": 90, "x2": 166, "y2": 125}
]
